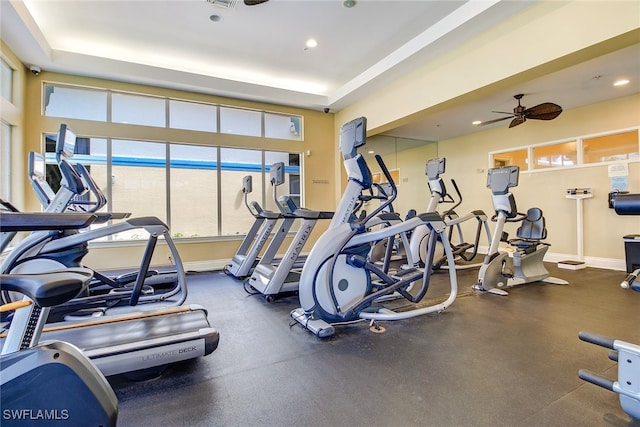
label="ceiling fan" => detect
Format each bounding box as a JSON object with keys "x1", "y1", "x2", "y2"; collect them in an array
[
  {"x1": 207, "y1": 0, "x2": 268, "y2": 8},
  {"x1": 480, "y1": 94, "x2": 563, "y2": 128}
]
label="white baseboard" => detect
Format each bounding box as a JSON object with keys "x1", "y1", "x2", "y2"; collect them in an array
[
  {"x1": 476, "y1": 246, "x2": 627, "y2": 272},
  {"x1": 546, "y1": 253, "x2": 627, "y2": 271},
  {"x1": 184, "y1": 259, "x2": 231, "y2": 273},
  {"x1": 187, "y1": 252, "x2": 628, "y2": 274}
]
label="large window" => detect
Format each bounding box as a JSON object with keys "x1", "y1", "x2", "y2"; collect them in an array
[
  {"x1": 112, "y1": 93, "x2": 166, "y2": 127},
  {"x1": 219, "y1": 107, "x2": 261, "y2": 137},
  {"x1": 169, "y1": 100, "x2": 218, "y2": 132},
  {"x1": 44, "y1": 85, "x2": 108, "y2": 121},
  {"x1": 43, "y1": 132, "x2": 301, "y2": 241},
  {"x1": 111, "y1": 139, "x2": 167, "y2": 227},
  {"x1": 170, "y1": 144, "x2": 218, "y2": 238},
  {"x1": 43, "y1": 83, "x2": 302, "y2": 139},
  {"x1": 220, "y1": 148, "x2": 263, "y2": 236}
]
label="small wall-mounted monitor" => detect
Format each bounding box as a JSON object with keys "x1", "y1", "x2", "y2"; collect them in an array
[
  {"x1": 270, "y1": 162, "x2": 285, "y2": 186},
  {"x1": 242, "y1": 176, "x2": 253, "y2": 194},
  {"x1": 56, "y1": 124, "x2": 76, "y2": 159},
  {"x1": 487, "y1": 165, "x2": 519, "y2": 194},
  {"x1": 426, "y1": 158, "x2": 445, "y2": 180}
]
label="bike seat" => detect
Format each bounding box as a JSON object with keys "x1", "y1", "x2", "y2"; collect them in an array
[{"x1": 0, "y1": 268, "x2": 93, "y2": 308}]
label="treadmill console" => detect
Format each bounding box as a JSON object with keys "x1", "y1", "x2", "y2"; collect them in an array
[
  {"x1": 242, "y1": 176, "x2": 253, "y2": 194},
  {"x1": 270, "y1": 162, "x2": 285, "y2": 187},
  {"x1": 56, "y1": 123, "x2": 77, "y2": 161},
  {"x1": 277, "y1": 196, "x2": 298, "y2": 215},
  {"x1": 28, "y1": 152, "x2": 56, "y2": 206}
]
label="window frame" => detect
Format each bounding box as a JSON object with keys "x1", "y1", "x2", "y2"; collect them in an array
[{"x1": 489, "y1": 126, "x2": 640, "y2": 173}]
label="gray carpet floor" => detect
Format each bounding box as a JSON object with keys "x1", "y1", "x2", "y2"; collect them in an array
[{"x1": 109, "y1": 264, "x2": 640, "y2": 427}]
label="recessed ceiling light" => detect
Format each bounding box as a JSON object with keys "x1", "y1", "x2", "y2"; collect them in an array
[
  {"x1": 343, "y1": 0, "x2": 357, "y2": 8},
  {"x1": 614, "y1": 79, "x2": 630, "y2": 86},
  {"x1": 368, "y1": 150, "x2": 375, "y2": 154},
  {"x1": 472, "y1": 120, "x2": 482, "y2": 125},
  {"x1": 209, "y1": 14, "x2": 222, "y2": 22},
  {"x1": 305, "y1": 39, "x2": 318, "y2": 49}
]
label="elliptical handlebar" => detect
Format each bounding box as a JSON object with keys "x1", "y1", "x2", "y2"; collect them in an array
[
  {"x1": 442, "y1": 179, "x2": 463, "y2": 216},
  {"x1": 490, "y1": 211, "x2": 527, "y2": 223},
  {"x1": 359, "y1": 155, "x2": 397, "y2": 225},
  {"x1": 74, "y1": 163, "x2": 108, "y2": 213}
]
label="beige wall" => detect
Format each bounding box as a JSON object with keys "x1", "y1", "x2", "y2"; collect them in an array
[{"x1": 378, "y1": 94, "x2": 640, "y2": 266}]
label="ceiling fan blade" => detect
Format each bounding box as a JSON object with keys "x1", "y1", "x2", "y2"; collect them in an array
[
  {"x1": 509, "y1": 116, "x2": 526, "y2": 128},
  {"x1": 478, "y1": 116, "x2": 513, "y2": 126},
  {"x1": 524, "y1": 102, "x2": 563, "y2": 120},
  {"x1": 244, "y1": 0, "x2": 269, "y2": 4}
]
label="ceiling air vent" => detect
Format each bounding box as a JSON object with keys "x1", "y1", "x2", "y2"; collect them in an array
[{"x1": 206, "y1": 0, "x2": 238, "y2": 9}]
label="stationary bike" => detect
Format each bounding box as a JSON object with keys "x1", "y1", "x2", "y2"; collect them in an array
[
  {"x1": 579, "y1": 193, "x2": 640, "y2": 421},
  {"x1": 472, "y1": 165, "x2": 567, "y2": 295},
  {"x1": 0, "y1": 211, "x2": 117, "y2": 426},
  {"x1": 291, "y1": 117, "x2": 458, "y2": 337}
]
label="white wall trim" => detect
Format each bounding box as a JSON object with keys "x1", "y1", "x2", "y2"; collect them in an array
[
  {"x1": 476, "y1": 246, "x2": 627, "y2": 272},
  {"x1": 184, "y1": 259, "x2": 231, "y2": 273},
  {"x1": 188, "y1": 253, "x2": 628, "y2": 274}
]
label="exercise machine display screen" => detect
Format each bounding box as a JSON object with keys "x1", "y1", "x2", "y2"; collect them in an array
[
  {"x1": 487, "y1": 165, "x2": 519, "y2": 194},
  {"x1": 340, "y1": 116, "x2": 367, "y2": 158},
  {"x1": 56, "y1": 124, "x2": 76, "y2": 159},
  {"x1": 242, "y1": 175, "x2": 252, "y2": 194},
  {"x1": 426, "y1": 158, "x2": 445, "y2": 180},
  {"x1": 270, "y1": 162, "x2": 285, "y2": 186},
  {"x1": 29, "y1": 152, "x2": 46, "y2": 180}
]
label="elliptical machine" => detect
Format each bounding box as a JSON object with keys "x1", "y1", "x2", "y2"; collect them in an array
[
  {"x1": 472, "y1": 165, "x2": 567, "y2": 295},
  {"x1": 409, "y1": 157, "x2": 491, "y2": 270},
  {"x1": 2, "y1": 124, "x2": 189, "y2": 311},
  {"x1": 0, "y1": 211, "x2": 117, "y2": 426},
  {"x1": 290, "y1": 117, "x2": 458, "y2": 337},
  {"x1": 578, "y1": 193, "x2": 640, "y2": 422}
]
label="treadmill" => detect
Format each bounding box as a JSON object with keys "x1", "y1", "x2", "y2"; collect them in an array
[
  {"x1": 0, "y1": 125, "x2": 220, "y2": 376},
  {"x1": 225, "y1": 175, "x2": 282, "y2": 279},
  {"x1": 0, "y1": 210, "x2": 219, "y2": 376},
  {"x1": 245, "y1": 162, "x2": 333, "y2": 301}
]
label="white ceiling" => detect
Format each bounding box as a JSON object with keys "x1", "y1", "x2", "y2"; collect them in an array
[{"x1": 2, "y1": 0, "x2": 639, "y2": 142}]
